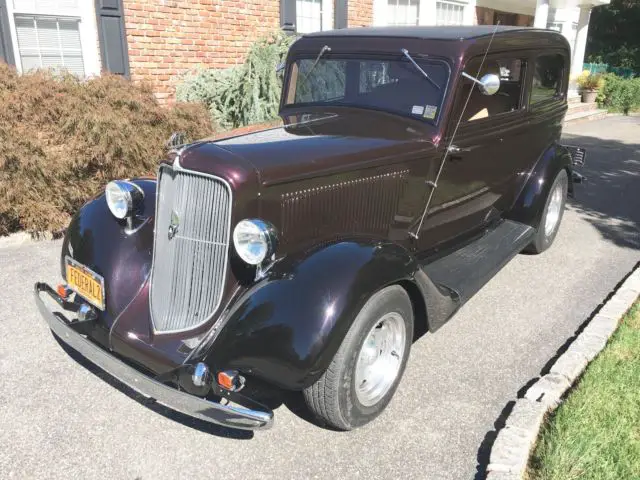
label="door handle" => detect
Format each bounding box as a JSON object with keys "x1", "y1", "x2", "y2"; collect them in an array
[{"x1": 448, "y1": 145, "x2": 472, "y2": 154}]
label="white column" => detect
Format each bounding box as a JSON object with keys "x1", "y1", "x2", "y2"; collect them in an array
[
  {"x1": 322, "y1": 0, "x2": 334, "y2": 30},
  {"x1": 561, "y1": 18, "x2": 575, "y2": 55},
  {"x1": 534, "y1": 0, "x2": 550, "y2": 28},
  {"x1": 571, "y1": 6, "x2": 592, "y2": 79},
  {"x1": 418, "y1": 0, "x2": 437, "y2": 26},
  {"x1": 463, "y1": 0, "x2": 477, "y2": 25},
  {"x1": 372, "y1": 0, "x2": 387, "y2": 26}
]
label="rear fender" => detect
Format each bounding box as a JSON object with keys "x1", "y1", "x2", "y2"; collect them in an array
[
  {"x1": 198, "y1": 239, "x2": 458, "y2": 390},
  {"x1": 506, "y1": 143, "x2": 572, "y2": 227}
]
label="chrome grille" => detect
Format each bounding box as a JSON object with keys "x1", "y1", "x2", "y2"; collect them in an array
[{"x1": 150, "y1": 164, "x2": 232, "y2": 333}]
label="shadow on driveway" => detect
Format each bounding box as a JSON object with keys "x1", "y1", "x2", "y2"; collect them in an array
[
  {"x1": 475, "y1": 122, "x2": 640, "y2": 479},
  {"x1": 53, "y1": 333, "x2": 256, "y2": 440},
  {"x1": 565, "y1": 132, "x2": 640, "y2": 250}
]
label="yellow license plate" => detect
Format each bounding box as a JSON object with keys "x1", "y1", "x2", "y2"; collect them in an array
[{"x1": 65, "y1": 257, "x2": 105, "y2": 311}]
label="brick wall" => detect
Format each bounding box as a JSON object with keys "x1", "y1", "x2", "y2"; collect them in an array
[
  {"x1": 122, "y1": 0, "x2": 280, "y2": 103},
  {"x1": 475, "y1": 7, "x2": 534, "y2": 27},
  {"x1": 475, "y1": 6, "x2": 494, "y2": 25},
  {"x1": 347, "y1": 0, "x2": 373, "y2": 28},
  {"x1": 516, "y1": 14, "x2": 534, "y2": 27}
]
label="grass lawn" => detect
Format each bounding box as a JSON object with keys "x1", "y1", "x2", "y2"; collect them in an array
[{"x1": 527, "y1": 300, "x2": 640, "y2": 480}]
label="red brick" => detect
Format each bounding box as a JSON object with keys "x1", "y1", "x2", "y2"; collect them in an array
[
  {"x1": 348, "y1": 0, "x2": 373, "y2": 27},
  {"x1": 122, "y1": 0, "x2": 280, "y2": 103}
]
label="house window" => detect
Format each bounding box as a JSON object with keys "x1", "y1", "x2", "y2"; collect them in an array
[
  {"x1": 436, "y1": 1, "x2": 465, "y2": 26},
  {"x1": 296, "y1": 0, "x2": 323, "y2": 33},
  {"x1": 5, "y1": 0, "x2": 100, "y2": 76},
  {"x1": 548, "y1": 22, "x2": 562, "y2": 32},
  {"x1": 15, "y1": 15, "x2": 84, "y2": 76},
  {"x1": 387, "y1": 0, "x2": 420, "y2": 26}
]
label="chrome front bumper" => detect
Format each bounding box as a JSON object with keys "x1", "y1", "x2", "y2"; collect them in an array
[{"x1": 34, "y1": 282, "x2": 273, "y2": 431}]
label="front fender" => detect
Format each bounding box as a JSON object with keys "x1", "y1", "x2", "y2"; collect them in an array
[
  {"x1": 506, "y1": 143, "x2": 572, "y2": 227},
  {"x1": 62, "y1": 178, "x2": 156, "y2": 334},
  {"x1": 199, "y1": 239, "x2": 456, "y2": 390}
]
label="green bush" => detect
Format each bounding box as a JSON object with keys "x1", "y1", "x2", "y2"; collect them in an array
[
  {"x1": 176, "y1": 31, "x2": 294, "y2": 130},
  {"x1": 0, "y1": 64, "x2": 214, "y2": 236},
  {"x1": 597, "y1": 73, "x2": 640, "y2": 114}
]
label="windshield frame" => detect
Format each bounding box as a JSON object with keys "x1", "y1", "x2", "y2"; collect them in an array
[{"x1": 281, "y1": 52, "x2": 453, "y2": 126}]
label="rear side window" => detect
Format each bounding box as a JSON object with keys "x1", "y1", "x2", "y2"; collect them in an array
[{"x1": 531, "y1": 54, "x2": 564, "y2": 104}]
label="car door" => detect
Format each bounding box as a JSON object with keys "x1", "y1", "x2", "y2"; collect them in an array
[{"x1": 418, "y1": 54, "x2": 529, "y2": 253}]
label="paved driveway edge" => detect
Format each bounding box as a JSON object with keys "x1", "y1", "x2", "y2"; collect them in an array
[
  {"x1": 485, "y1": 262, "x2": 640, "y2": 480},
  {"x1": 0, "y1": 231, "x2": 55, "y2": 249}
]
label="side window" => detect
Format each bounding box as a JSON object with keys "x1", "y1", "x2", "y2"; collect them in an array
[
  {"x1": 531, "y1": 54, "x2": 564, "y2": 105},
  {"x1": 459, "y1": 56, "x2": 526, "y2": 123}
]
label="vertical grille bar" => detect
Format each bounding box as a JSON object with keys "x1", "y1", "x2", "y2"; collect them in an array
[{"x1": 150, "y1": 164, "x2": 232, "y2": 333}]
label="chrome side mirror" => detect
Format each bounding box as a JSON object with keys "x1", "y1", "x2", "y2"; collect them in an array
[
  {"x1": 462, "y1": 72, "x2": 501, "y2": 96},
  {"x1": 478, "y1": 73, "x2": 500, "y2": 96}
]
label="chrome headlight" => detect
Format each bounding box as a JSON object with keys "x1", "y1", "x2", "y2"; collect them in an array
[
  {"x1": 232, "y1": 219, "x2": 277, "y2": 265},
  {"x1": 105, "y1": 180, "x2": 143, "y2": 219}
]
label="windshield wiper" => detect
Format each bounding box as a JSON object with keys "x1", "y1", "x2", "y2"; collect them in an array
[
  {"x1": 401, "y1": 48, "x2": 441, "y2": 91},
  {"x1": 299, "y1": 45, "x2": 332, "y2": 86}
]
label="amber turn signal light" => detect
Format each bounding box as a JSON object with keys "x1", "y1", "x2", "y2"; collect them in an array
[
  {"x1": 217, "y1": 370, "x2": 245, "y2": 392},
  {"x1": 57, "y1": 284, "x2": 71, "y2": 299}
]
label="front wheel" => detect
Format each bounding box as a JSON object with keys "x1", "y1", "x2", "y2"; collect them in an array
[
  {"x1": 303, "y1": 285, "x2": 414, "y2": 430},
  {"x1": 525, "y1": 168, "x2": 568, "y2": 254}
]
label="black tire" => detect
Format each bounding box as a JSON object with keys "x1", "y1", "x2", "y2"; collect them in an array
[
  {"x1": 303, "y1": 285, "x2": 414, "y2": 430},
  {"x1": 525, "y1": 168, "x2": 568, "y2": 254}
]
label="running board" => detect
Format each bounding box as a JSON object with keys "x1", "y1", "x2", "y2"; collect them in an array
[{"x1": 421, "y1": 220, "x2": 534, "y2": 304}]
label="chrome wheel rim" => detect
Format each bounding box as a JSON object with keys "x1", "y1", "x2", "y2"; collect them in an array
[
  {"x1": 544, "y1": 183, "x2": 564, "y2": 237},
  {"x1": 354, "y1": 312, "x2": 406, "y2": 407}
]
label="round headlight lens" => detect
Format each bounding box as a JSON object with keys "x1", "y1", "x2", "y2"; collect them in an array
[
  {"x1": 105, "y1": 181, "x2": 135, "y2": 219},
  {"x1": 233, "y1": 219, "x2": 274, "y2": 265}
]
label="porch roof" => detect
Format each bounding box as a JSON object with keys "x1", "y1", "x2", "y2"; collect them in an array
[{"x1": 476, "y1": 0, "x2": 610, "y2": 17}]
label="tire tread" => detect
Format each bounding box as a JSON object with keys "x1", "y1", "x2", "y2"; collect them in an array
[{"x1": 303, "y1": 285, "x2": 412, "y2": 430}]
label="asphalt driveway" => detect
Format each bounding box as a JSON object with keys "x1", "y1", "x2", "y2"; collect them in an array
[{"x1": 1, "y1": 116, "x2": 639, "y2": 480}]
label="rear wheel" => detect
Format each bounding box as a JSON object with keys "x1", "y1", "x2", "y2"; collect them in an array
[
  {"x1": 526, "y1": 169, "x2": 568, "y2": 254},
  {"x1": 303, "y1": 285, "x2": 413, "y2": 430}
]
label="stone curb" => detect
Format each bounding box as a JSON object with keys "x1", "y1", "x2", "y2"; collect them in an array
[{"x1": 485, "y1": 263, "x2": 640, "y2": 480}]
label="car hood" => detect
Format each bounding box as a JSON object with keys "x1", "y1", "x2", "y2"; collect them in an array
[{"x1": 200, "y1": 108, "x2": 436, "y2": 187}]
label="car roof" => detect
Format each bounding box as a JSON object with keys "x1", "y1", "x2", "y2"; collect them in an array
[{"x1": 303, "y1": 25, "x2": 557, "y2": 41}]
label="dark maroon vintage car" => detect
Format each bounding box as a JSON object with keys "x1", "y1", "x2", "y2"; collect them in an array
[{"x1": 35, "y1": 26, "x2": 586, "y2": 431}]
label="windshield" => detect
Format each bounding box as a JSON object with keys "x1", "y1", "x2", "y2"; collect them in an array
[{"x1": 284, "y1": 56, "x2": 450, "y2": 123}]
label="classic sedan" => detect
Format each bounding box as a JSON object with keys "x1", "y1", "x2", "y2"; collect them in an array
[{"x1": 35, "y1": 25, "x2": 585, "y2": 431}]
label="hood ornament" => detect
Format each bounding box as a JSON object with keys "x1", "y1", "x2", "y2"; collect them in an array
[{"x1": 168, "y1": 209, "x2": 180, "y2": 240}]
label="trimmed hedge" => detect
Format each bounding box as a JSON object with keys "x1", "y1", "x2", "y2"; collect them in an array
[
  {"x1": 0, "y1": 64, "x2": 214, "y2": 236},
  {"x1": 597, "y1": 73, "x2": 640, "y2": 114}
]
